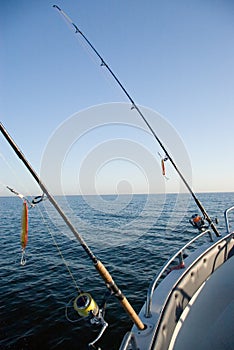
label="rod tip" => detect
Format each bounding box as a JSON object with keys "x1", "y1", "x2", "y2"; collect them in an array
[{"x1": 53, "y1": 5, "x2": 61, "y2": 11}]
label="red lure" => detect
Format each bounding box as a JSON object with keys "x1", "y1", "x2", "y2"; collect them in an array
[{"x1": 21, "y1": 201, "x2": 28, "y2": 265}]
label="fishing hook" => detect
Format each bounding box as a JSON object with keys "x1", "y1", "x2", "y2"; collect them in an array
[{"x1": 20, "y1": 249, "x2": 26, "y2": 266}]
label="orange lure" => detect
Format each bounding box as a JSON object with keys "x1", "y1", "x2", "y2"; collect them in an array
[
  {"x1": 161, "y1": 159, "x2": 166, "y2": 176},
  {"x1": 21, "y1": 201, "x2": 28, "y2": 265}
]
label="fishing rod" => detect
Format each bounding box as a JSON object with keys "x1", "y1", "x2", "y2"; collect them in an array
[
  {"x1": 0, "y1": 122, "x2": 145, "y2": 331},
  {"x1": 53, "y1": 5, "x2": 220, "y2": 237}
]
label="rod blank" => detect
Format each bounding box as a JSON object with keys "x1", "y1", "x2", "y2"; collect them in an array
[{"x1": 53, "y1": 5, "x2": 220, "y2": 237}]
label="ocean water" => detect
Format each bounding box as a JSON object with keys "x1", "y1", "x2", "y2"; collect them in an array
[{"x1": 0, "y1": 192, "x2": 234, "y2": 350}]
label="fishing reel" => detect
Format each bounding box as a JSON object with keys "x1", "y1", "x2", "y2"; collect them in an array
[
  {"x1": 189, "y1": 214, "x2": 207, "y2": 231},
  {"x1": 67, "y1": 292, "x2": 110, "y2": 349},
  {"x1": 189, "y1": 214, "x2": 219, "y2": 241}
]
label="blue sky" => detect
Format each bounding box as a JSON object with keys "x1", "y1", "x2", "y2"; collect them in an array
[{"x1": 1, "y1": 0, "x2": 234, "y2": 196}]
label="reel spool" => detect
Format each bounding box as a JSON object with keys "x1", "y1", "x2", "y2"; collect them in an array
[
  {"x1": 73, "y1": 292, "x2": 99, "y2": 318},
  {"x1": 73, "y1": 292, "x2": 108, "y2": 349}
]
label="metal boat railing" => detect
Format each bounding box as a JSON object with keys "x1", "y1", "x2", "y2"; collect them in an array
[
  {"x1": 119, "y1": 331, "x2": 138, "y2": 350},
  {"x1": 224, "y1": 206, "x2": 234, "y2": 234},
  {"x1": 145, "y1": 228, "x2": 212, "y2": 318}
]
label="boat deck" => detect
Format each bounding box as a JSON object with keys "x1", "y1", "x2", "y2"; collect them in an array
[{"x1": 171, "y1": 253, "x2": 234, "y2": 350}]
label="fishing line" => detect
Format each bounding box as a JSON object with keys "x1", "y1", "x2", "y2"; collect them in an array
[
  {"x1": 35, "y1": 206, "x2": 92, "y2": 324},
  {"x1": 54, "y1": 5, "x2": 124, "y2": 101},
  {"x1": 37, "y1": 205, "x2": 82, "y2": 293},
  {"x1": 53, "y1": 5, "x2": 220, "y2": 237},
  {"x1": 0, "y1": 152, "x2": 25, "y2": 194}
]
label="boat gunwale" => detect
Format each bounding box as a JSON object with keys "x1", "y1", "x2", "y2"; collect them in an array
[
  {"x1": 121, "y1": 231, "x2": 234, "y2": 350},
  {"x1": 150, "y1": 231, "x2": 234, "y2": 350}
]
